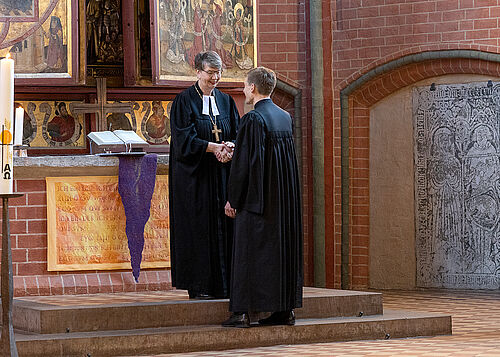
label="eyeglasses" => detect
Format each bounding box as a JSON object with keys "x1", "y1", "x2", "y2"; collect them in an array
[{"x1": 201, "y1": 69, "x2": 222, "y2": 77}]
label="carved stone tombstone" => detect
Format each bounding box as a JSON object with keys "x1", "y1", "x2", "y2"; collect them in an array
[{"x1": 413, "y1": 82, "x2": 500, "y2": 289}]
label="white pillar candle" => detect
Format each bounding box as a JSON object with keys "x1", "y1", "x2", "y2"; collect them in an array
[
  {"x1": 0, "y1": 55, "x2": 14, "y2": 194},
  {"x1": 14, "y1": 107, "x2": 24, "y2": 146}
]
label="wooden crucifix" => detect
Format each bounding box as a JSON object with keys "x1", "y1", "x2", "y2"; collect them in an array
[{"x1": 70, "y1": 78, "x2": 133, "y2": 132}]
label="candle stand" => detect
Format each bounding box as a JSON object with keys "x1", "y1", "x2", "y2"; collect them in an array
[{"x1": 1, "y1": 193, "x2": 23, "y2": 357}]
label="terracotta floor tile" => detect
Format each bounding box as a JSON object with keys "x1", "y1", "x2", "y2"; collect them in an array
[{"x1": 136, "y1": 289, "x2": 500, "y2": 357}]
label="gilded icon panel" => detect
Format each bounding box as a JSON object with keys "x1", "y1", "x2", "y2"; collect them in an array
[
  {"x1": 108, "y1": 100, "x2": 172, "y2": 145},
  {"x1": 153, "y1": 0, "x2": 256, "y2": 82},
  {"x1": 0, "y1": 0, "x2": 73, "y2": 78},
  {"x1": 16, "y1": 100, "x2": 84, "y2": 148}
]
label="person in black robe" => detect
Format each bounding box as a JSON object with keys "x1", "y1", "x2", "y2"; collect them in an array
[
  {"x1": 222, "y1": 67, "x2": 303, "y2": 328},
  {"x1": 169, "y1": 51, "x2": 240, "y2": 299}
]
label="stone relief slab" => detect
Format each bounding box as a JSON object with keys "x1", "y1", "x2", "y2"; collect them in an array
[{"x1": 413, "y1": 82, "x2": 500, "y2": 289}]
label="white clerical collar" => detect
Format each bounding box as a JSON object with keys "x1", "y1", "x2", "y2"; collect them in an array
[{"x1": 202, "y1": 95, "x2": 220, "y2": 116}]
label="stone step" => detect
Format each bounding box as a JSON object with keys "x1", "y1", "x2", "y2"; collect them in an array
[
  {"x1": 13, "y1": 288, "x2": 382, "y2": 334},
  {"x1": 14, "y1": 309, "x2": 451, "y2": 357}
]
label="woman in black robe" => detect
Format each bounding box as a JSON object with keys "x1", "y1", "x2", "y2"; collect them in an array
[{"x1": 169, "y1": 51, "x2": 239, "y2": 299}]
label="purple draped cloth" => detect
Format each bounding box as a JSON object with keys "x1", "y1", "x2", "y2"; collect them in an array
[{"x1": 118, "y1": 154, "x2": 158, "y2": 282}]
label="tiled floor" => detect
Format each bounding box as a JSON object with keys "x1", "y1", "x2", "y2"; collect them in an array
[{"x1": 142, "y1": 289, "x2": 500, "y2": 356}]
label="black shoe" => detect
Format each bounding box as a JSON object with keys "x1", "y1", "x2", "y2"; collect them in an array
[
  {"x1": 221, "y1": 313, "x2": 250, "y2": 328},
  {"x1": 258, "y1": 310, "x2": 295, "y2": 326},
  {"x1": 188, "y1": 290, "x2": 216, "y2": 300},
  {"x1": 192, "y1": 293, "x2": 215, "y2": 300}
]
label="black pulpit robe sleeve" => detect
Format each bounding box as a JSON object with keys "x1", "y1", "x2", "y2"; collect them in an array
[
  {"x1": 170, "y1": 91, "x2": 208, "y2": 167},
  {"x1": 228, "y1": 95, "x2": 240, "y2": 142},
  {"x1": 228, "y1": 112, "x2": 266, "y2": 214}
]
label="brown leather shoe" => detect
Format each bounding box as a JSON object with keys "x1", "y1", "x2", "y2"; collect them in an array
[
  {"x1": 258, "y1": 310, "x2": 295, "y2": 326},
  {"x1": 221, "y1": 313, "x2": 250, "y2": 328}
]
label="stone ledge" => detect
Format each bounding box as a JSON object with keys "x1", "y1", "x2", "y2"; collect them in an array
[{"x1": 13, "y1": 155, "x2": 169, "y2": 179}]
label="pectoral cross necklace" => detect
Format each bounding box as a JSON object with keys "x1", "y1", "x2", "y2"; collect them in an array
[{"x1": 195, "y1": 83, "x2": 222, "y2": 142}]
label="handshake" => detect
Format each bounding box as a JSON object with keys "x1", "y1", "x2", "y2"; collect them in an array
[{"x1": 214, "y1": 141, "x2": 235, "y2": 163}]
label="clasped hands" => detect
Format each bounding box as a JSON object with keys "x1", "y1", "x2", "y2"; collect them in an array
[{"x1": 213, "y1": 141, "x2": 234, "y2": 163}]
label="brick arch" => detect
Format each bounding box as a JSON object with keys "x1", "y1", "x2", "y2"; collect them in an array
[
  {"x1": 336, "y1": 44, "x2": 500, "y2": 92},
  {"x1": 337, "y1": 51, "x2": 500, "y2": 290}
]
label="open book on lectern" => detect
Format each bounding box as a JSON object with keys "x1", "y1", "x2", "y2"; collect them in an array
[{"x1": 87, "y1": 130, "x2": 150, "y2": 155}]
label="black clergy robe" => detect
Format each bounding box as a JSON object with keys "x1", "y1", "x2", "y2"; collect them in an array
[
  {"x1": 169, "y1": 83, "x2": 239, "y2": 297},
  {"x1": 228, "y1": 98, "x2": 303, "y2": 312}
]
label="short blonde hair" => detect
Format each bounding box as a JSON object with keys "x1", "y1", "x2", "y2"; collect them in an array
[{"x1": 247, "y1": 67, "x2": 276, "y2": 96}]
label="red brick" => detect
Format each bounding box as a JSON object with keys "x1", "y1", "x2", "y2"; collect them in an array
[
  {"x1": 98, "y1": 273, "x2": 112, "y2": 293},
  {"x1": 436, "y1": 21, "x2": 459, "y2": 32},
  {"x1": 62, "y1": 275, "x2": 76, "y2": 294},
  {"x1": 27, "y1": 192, "x2": 47, "y2": 206},
  {"x1": 466, "y1": 8, "x2": 490, "y2": 19},
  {"x1": 86, "y1": 273, "x2": 100, "y2": 294},
  {"x1": 259, "y1": 4, "x2": 277, "y2": 14},
  {"x1": 17, "y1": 234, "x2": 46, "y2": 249},
  {"x1": 466, "y1": 29, "x2": 490, "y2": 40},
  {"x1": 442, "y1": 31, "x2": 465, "y2": 41},
  {"x1": 23, "y1": 276, "x2": 39, "y2": 295},
  {"x1": 74, "y1": 274, "x2": 88, "y2": 294},
  {"x1": 12, "y1": 248, "x2": 27, "y2": 263},
  {"x1": 122, "y1": 272, "x2": 137, "y2": 292},
  {"x1": 38, "y1": 276, "x2": 50, "y2": 295},
  {"x1": 414, "y1": 1, "x2": 436, "y2": 13},
  {"x1": 380, "y1": 4, "x2": 399, "y2": 16},
  {"x1": 10, "y1": 220, "x2": 27, "y2": 234},
  {"x1": 157, "y1": 269, "x2": 172, "y2": 289},
  {"x1": 17, "y1": 206, "x2": 46, "y2": 220},
  {"x1": 443, "y1": 9, "x2": 465, "y2": 21},
  {"x1": 14, "y1": 276, "x2": 26, "y2": 296},
  {"x1": 28, "y1": 248, "x2": 47, "y2": 262},
  {"x1": 16, "y1": 180, "x2": 46, "y2": 193},
  {"x1": 27, "y1": 220, "x2": 47, "y2": 234},
  {"x1": 49, "y1": 275, "x2": 63, "y2": 295},
  {"x1": 110, "y1": 272, "x2": 124, "y2": 292},
  {"x1": 9, "y1": 194, "x2": 27, "y2": 206},
  {"x1": 258, "y1": 23, "x2": 276, "y2": 32},
  {"x1": 18, "y1": 262, "x2": 46, "y2": 276},
  {"x1": 352, "y1": 255, "x2": 369, "y2": 265}
]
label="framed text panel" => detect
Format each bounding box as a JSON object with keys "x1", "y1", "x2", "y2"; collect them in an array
[{"x1": 47, "y1": 175, "x2": 170, "y2": 271}]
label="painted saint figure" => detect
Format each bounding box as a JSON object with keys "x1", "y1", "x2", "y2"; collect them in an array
[
  {"x1": 47, "y1": 102, "x2": 78, "y2": 143},
  {"x1": 45, "y1": 16, "x2": 65, "y2": 71},
  {"x1": 230, "y1": 3, "x2": 252, "y2": 69},
  {"x1": 166, "y1": 0, "x2": 186, "y2": 64},
  {"x1": 145, "y1": 101, "x2": 170, "y2": 143},
  {"x1": 185, "y1": 0, "x2": 206, "y2": 66}
]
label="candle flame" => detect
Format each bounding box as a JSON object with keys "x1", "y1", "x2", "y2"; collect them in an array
[{"x1": 6, "y1": 53, "x2": 10, "y2": 60}]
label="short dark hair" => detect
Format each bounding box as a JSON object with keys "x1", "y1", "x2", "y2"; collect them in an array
[
  {"x1": 194, "y1": 51, "x2": 222, "y2": 71},
  {"x1": 246, "y1": 67, "x2": 276, "y2": 96}
]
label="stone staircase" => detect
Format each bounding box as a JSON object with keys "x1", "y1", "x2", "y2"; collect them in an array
[{"x1": 6, "y1": 288, "x2": 451, "y2": 356}]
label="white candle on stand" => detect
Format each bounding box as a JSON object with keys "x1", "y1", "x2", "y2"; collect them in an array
[
  {"x1": 14, "y1": 107, "x2": 24, "y2": 146},
  {"x1": 0, "y1": 55, "x2": 14, "y2": 194}
]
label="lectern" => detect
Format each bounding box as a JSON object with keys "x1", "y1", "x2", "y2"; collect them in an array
[{"x1": 1, "y1": 193, "x2": 23, "y2": 357}]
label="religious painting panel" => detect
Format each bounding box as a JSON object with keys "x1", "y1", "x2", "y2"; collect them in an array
[
  {"x1": 1, "y1": 0, "x2": 77, "y2": 82},
  {"x1": 137, "y1": 0, "x2": 152, "y2": 78},
  {"x1": 47, "y1": 175, "x2": 170, "y2": 271},
  {"x1": 413, "y1": 82, "x2": 500, "y2": 289},
  {"x1": 107, "y1": 100, "x2": 172, "y2": 146},
  {"x1": 85, "y1": 0, "x2": 124, "y2": 79},
  {"x1": 15, "y1": 100, "x2": 85, "y2": 149},
  {"x1": 151, "y1": 0, "x2": 256, "y2": 83}
]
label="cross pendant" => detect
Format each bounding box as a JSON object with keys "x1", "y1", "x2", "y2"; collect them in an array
[{"x1": 212, "y1": 123, "x2": 222, "y2": 142}]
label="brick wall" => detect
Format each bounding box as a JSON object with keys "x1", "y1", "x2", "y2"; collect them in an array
[
  {"x1": 258, "y1": 0, "x2": 314, "y2": 285},
  {"x1": 328, "y1": 0, "x2": 500, "y2": 289},
  {"x1": 2, "y1": 179, "x2": 171, "y2": 296}
]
